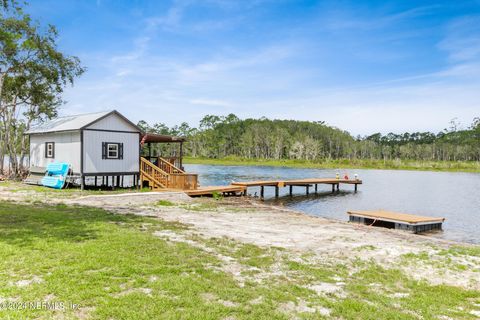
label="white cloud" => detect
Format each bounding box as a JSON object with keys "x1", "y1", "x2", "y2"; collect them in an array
[
  {"x1": 189, "y1": 98, "x2": 231, "y2": 107},
  {"x1": 438, "y1": 15, "x2": 480, "y2": 62}
]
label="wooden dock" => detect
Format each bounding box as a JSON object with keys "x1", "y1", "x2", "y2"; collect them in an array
[
  {"x1": 185, "y1": 185, "x2": 247, "y2": 197},
  {"x1": 347, "y1": 210, "x2": 445, "y2": 233},
  {"x1": 232, "y1": 178, "x2": 362, "y2": 198}
]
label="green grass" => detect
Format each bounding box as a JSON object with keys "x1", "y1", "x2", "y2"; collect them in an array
[
  {"x1": 155, "y1": 199, "x2": 176, "y2": 206},
  {"x1": 0, "y1": 202, "x2": 293, "y2": 319},
  {"x1": 335, "y1": 263, "x2": 480, "y2": 319},
  {"x1": 0, "y1": 202, "x2": 479, "y2": 319},
  {"x1": 438, "y1": 245, "x2": 480, "y2": 258},
  {"x1": 0, "y1": 181, "x2": 152, "y2": 198},
  {"x1": 203, "y1": 237, "x2": 277, "y2": 269},
  {"x1": 401, "y1": 247, "x2": 480, "y2": 273},
  {"x1": 184, "y1": 156, "x2": 480, "y2": 173}
]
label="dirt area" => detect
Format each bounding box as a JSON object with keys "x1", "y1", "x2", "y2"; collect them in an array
[{"x1": 1, "y1": 185, "x2": 479, "y2": 291}]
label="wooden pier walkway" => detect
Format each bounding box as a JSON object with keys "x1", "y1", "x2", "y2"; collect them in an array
[
  {"x1": 185, "y1": 185, "x2": 247, "y2": 197},
  {"x1": 347, "y1": 210, "x2": 445, "y2": 233},
  {"x1": 232, "y1": 178, "x2": 362, "y2": 198}
]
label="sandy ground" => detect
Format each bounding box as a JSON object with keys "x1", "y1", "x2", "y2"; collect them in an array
[{"x1": 1, "y1": 186, "x2": 479, "y2": 290}]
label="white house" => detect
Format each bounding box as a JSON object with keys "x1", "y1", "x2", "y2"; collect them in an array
[{"x1": 26, "y1": 110, "x2": 142, "y2": 189}]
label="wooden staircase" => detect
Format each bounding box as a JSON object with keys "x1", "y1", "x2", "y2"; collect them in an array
[{"x1": 140, "y1": 157, "x2": 198, "y2": 190}]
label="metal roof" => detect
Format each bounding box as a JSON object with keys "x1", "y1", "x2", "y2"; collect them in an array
[{"x1": 26, "y1": 110, "x2": 141, "y2": 134}]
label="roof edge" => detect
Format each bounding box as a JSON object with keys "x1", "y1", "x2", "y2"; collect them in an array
[{"x1": 80, "y1": 110, "x2": 143, "y2": 133}]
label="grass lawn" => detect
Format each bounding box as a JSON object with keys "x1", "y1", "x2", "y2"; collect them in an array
[
  {"x1": 0, "y1": 202, "x2": 479, "y2": 319},
  {"x1": 0, "y1": 180, "x2": 152, "y2": 198}
]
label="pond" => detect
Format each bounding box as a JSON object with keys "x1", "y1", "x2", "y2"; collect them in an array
[{"x1": 185, "y1": 164, "x2": 480, "y2": 244}]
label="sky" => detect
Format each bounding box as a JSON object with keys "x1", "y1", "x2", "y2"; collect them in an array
[{"x1": 26, "y1": 0, "x2": 480, "y2": 135}]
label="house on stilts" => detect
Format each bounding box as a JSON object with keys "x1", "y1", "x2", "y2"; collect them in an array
[{"x1": 25, "y1": 110, "x2": 198, "y2": 190}]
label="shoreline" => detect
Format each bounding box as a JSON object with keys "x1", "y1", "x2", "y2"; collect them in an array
[{"x1": 184, "y1": 157, "x2": 480, "y2": 173}]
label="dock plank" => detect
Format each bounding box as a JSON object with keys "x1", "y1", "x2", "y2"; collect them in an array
[
  {"x1": 347, "y1": 210, "x2": 445, "y2": 224},
  {"x1": 232, "y1": 178, "x2": 362, "y2": 187},
  {"x1": 285, "y1": 178, "x2": 362, "y2": 185},
  {"x1": 231, "y1": 180, "x2": 284, "y2": 187},
  {"x1": 185, "y1": 185, "x2": 246, "y2": 197}
]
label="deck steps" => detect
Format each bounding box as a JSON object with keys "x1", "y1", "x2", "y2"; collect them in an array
[{"x1": 140, "y1": 157, "x2": 198, "y2": 191}]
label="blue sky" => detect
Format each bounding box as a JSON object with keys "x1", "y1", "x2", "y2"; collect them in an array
[{"x1": 27, "y1": 0, "x2": 480, "y2": 135}]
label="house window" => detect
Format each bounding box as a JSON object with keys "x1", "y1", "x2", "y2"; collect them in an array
[
  {"x1": 45, "y1": 142, "x2": 55, "y2": 158},
  {"x1": 102, "y1": 142, "x2": 123, "y2": 160},
  {"x1": 107, "y1": 144, "x2": 119, "y2": 159}
]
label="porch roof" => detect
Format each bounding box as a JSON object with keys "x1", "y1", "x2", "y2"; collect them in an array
[{"x1": 140, "y1": 133, "x2": 186, "y2": 144}]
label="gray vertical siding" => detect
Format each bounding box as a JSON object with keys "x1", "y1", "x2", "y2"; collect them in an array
[
  {"x1": 87, "y1": 113, "x2": 138, "y2": 132},
  {"x1": 29, "y1": 132, "x2": 81, "y2": 172},
  {"x1": 83, "y1": 130, "x2": 140, "y2": 174}
]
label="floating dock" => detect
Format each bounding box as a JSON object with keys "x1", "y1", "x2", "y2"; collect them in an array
[
  {"x1": 185, "y1": 185, "x2": 247, "y2": 197},
  {"x1": 347, "y1": 210, "x2": 445, "y2": 233},
  {"x1": 232, "y1": 178, "x2": 362, "y2": 198}
]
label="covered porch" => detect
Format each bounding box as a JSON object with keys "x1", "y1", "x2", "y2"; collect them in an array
[{"x1": 139, "y1": 133, "x2": 198, "y2": 190}]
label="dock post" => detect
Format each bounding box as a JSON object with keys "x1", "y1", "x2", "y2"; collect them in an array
[
  {"x1": 306, "y1": 185, "x2": 310, "y2": 195},
  {"x1": 289, "y1": 185, "x2": 293, "y2": 196},
  {"x1": 331, "y1": 184, "x2": 335, "y2": 193},
  {"x1": 275, "y1": 186, "x2": 279, "y2": 198},
  {"x1": 336, "y1": 183, "x2": 339, "y2": 192},
  {"x1": 243, "y1": 189, "x2": 247, "y2": 196},
  {"x1": 315, "y1": 184, "x2": 318, "y2": 193},
  {"x1": 354, "y1": 184, "x2": 358, "y2": 192},
  {"x1": 260, "y1": 186, "x2": 264, "y2": 199}
]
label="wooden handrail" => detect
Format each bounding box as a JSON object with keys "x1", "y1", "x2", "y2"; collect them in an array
[
  {"x1": 157, "y1": 157, "x2": 185, "y2": 174},
  {"x1": 140, "y1": 157, "x2": 170, "y2": 188},
  {"x1": 140, "y1": 157, "x2": 197, "y2": 190},
  {"x1": 141, "y1": 157, "x2": 170, "y2": 176},
  {"x1": 141, "y1": 168, "x2": 167, "y2": 188}
]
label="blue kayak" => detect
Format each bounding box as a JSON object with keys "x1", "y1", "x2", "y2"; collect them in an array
[{"x1": 41, "y1": 162, "x2": 70, "y2": 189}]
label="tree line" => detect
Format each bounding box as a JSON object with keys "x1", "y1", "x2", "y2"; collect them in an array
[{"x1": 138, "y1": 115, "x2": 480, "y2": 162}]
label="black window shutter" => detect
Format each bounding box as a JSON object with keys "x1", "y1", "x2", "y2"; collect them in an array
[
  {"x1": 102, "y1": 142, "x2": 106, "y2": 159},
  {"x1": 45, "y1": 143, "x2": 48, "y2": 158},
  {"x1": 119, "y1": 143, "x2": 124, "y2": 159},
  {"x1": 52, "y1": 142, "x2": 55, "y2": 158}
]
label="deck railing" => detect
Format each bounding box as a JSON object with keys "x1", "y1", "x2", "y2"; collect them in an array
[
  {"x1": 140, "y1": 157, "x2": 198, "y2": 190},
  {"x1": 156, "y1": 157, "x2": 185, "y2": 174},
  {"x1": 140, "y1": 157, "x2": 169, "y2": 189}
]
